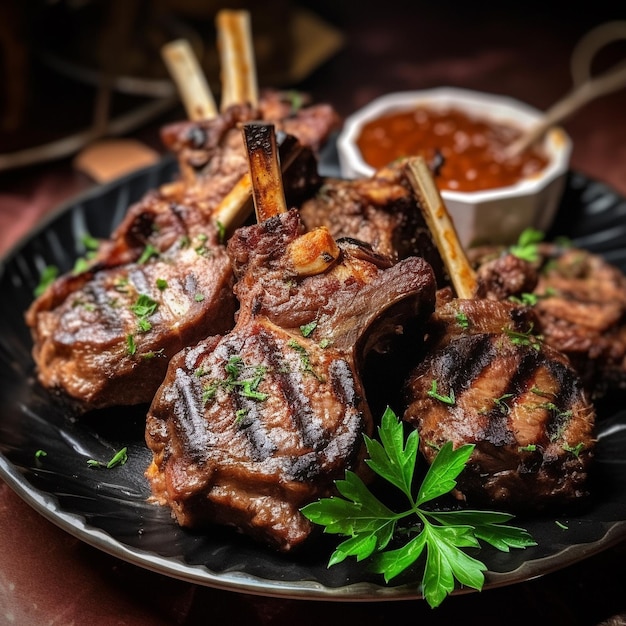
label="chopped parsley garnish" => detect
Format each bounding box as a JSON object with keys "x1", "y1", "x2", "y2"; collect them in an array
[
  {"x1": 502, "y1": 323, "x2": 543, "y2": 350},
  {"x1": 427, "y1": 380, "x2": 455, "y2": 405},
  {"x1": 87, "y1": 447, "x2": 128, "y2": 469},
  {"x1": 455, "y1": 311, "x2": 470, "y2": 330},
  {"x1": 508, "y1": 292, "x2": 539, "y2": 306},
  {"x1": 216, "y1": 220, "x2": 226, "y2": 244},
  {"x1": 156, "y1": 278, "x2": 168, "y2": 291},
  {"x1": 35, "y1": 449, "x2": 47, "y2": 459},
  {"x1": 131, "y1": 294, "x2": 158, "y2": 322},
  {"x1": 200, "y1": 356, "x2": 269, "y2": 404},
  {"x1": 285, "y1": 90, "x2": 304, "y2": 112},
  {"x1": 301, "y1": 407, "x2": 535, "y2": 608},
  {"x1": 72, "y1": 257, "x2": 91, "y2": 274},
  {"x1": 72, "y1": 233, "x2": 100, "y2": 274},
  {"x1": 300, "y1": 321, "x2": 318, "y2": 337},
  {"x1": 287, "y1": 339, "x2": 324, "y2": 381},
  {"x1": 126, "y1": 334, "x2": 137, "y2": 355},
  {"x1": 34, "y1": 265, "x2": 59, "y2": 297},
  {"x1": 138, "y1": 244, "x2": 159, "y2": 264},
  {"x1": 493, "y1": 393, "x2": 514, "y2": 415},
  {"x1": 509, "y1": 228, "x2": 544, "y2": 263},
  {"x1": 140, "y1": 348, "x2": 164, "y2": 360},
  {"x1": 563, "y1": 442, "x2": 584, "y2": 457}
]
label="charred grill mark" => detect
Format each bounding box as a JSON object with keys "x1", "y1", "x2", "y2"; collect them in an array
[
  {"x1": 482, "y1": 349, "x2": 541, "y2": 446},
  {"x1": 439, "y1": 334, "x2": 497, "y2": 397},
  {"x1": 258, "y1": 328, "x2": 321, "y2": 450},
  {"x1": 127, "y1": 266, "x2": 152, "y2": 296},
  {"x1": 173, "y1": 368, "x2": 211, "y2": 462},
  {"x1": 329, "y1": 358, "x2": 359, "y2": 408},
  {"x1": 218, "y1": 338, "x2": 277, "y2": 462},
  {"x1": 80, "y1": 280, "x2": 125, "y2": 334},
  {"x1": 510, "y1": 349, "x2": 543, "y2": 395},
  {"x1": 543, "y1": 358, "x2": 583, "y2": 441}
]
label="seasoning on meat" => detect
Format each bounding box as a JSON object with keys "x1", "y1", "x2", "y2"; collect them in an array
[{"x1": 145, "y1": 125, "x2": 436, "y2": 551}]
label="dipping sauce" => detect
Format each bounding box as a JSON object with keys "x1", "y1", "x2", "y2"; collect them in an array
[{"x1": 356, "y1": 106, "x2": 550, "y2": 192}]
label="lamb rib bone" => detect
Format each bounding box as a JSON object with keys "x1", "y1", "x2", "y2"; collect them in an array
[
  {"x1": 243, "y1": 122, "x2": 288, "y2": 221},
  {"x1": 217, "y1": 9, "x2": 259, "y2": 110},
  {"x1": 243, "y1": 122, "x2": 339, "y2": 276},
  {"x1": 161, "y1": 39, "x2": 218, "y2": 121},
  {"x1": 405, "y1": 156, "x2": 477, "y2": 298}
]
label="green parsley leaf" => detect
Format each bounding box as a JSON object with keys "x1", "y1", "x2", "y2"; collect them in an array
[
  {"x1": 87, "y1": 447, "x2": 128, "y2": 469},
  {"x1": 138, "y1": 244, "x2": 159, "y2": 264},
  {"x1": 509, "y1": 228, "x2": 544, "y2": 262},
  {"x1": 131, "y1": 294, "x2": 158, "y2": 318},
  {"x1": 216, "y1": 220, "x2": 226, "y2": 244},
  {"x1": 34, "y1": 265, "x2": 59, "y2": 297},
  {"x1": 300, "y1": 321, "x2": 318, "y2": 338},
  {"x1": 455, "y1": 311, "x2": 470, "y2": 330},
  {"x1": 126, "y1": 334, "x2": 137, "y2": 355},
  {"x1": 35, "y1": 449, "x2": 47, "y2": 459},
  {"x1": 301, "y1": 408, "x2": 535, "y2": 608},
  {"x1": 81, "y1": 233, "x2": 100, "y2": 251},
  {"x1": 156, "y1": 278, "x2": 168, "y2": 291},
  {"x1": 427, "y1": 380, "x2": 455, "y2": 405},
  {"x1": 288, "y1": 339, "x2": 324, "y2": 381},
  {"x1": 502, "y1": 323, "x2": 543, "y2": 351},
  {"x1": 508, "y1": 292, "x2": 539, "y2": 306}
]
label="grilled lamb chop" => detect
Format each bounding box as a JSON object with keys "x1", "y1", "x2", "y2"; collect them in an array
[
  {"x1": 160, "y1": 92, "x2": 337, "y2": 206},
  {"x1": 403, "y1": 294, "x2": 596, "y2": 511},
  {"x1": 24, "y1": 191, "x2": 237, "y2": 410},
  {"x1": 145, "y1": 125, "x2": 436, "y2": 551},
  {"x1": 470, "y1": 241, "x2": 626, "y2": 398},
  {"x1": 401, "y1": 158, "x2": 596, "y2": 512}
]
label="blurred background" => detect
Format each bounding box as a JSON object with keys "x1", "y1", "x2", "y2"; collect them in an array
[{"x1": 0, "y1": 0, "x2": 625, "y2": 248}]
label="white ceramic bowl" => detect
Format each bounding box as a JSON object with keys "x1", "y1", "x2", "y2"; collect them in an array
[{"x1": 336, "y1": 87, "x2": 572, "y2": 248}]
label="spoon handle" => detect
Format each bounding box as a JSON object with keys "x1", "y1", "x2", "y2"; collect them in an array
[{"x1": 508, "y1": 21, "x2": 626, "y2": 157}]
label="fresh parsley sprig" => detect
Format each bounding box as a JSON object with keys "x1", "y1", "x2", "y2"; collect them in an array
[
  {"x1": 300, "y1": 407, "x2": 535, "y2": 608},
  {"x1": 509, "y1": 228, "x2": 544, "y2": 262}
]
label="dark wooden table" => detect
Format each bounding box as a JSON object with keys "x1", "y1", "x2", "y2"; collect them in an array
[{"x1": 1, "y1": 3, "x2": 625, "y2": 624}]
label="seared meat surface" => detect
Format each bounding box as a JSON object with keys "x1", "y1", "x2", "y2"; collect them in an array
[
  {"x1": 403, "y1": 295, "x2": 596, "y2": 512},
  {"x1": 146, "y1": 209, "x2": 436, "y2": 551},
  {"x1": 25, "y1": 193, "x2": 237, "y2": 409},
  {"x1": 470, "y1": 242, "x2": 626, "y2": 398},
  {"x1": 161, "y1": 91, "x2": 338, "y2": 202},
  {"x1": 298, "y1": 162, "x2": 443, "y2": 278},
  {"x1": 533, "y1": 244, "x2": 626, "y2": 396}
]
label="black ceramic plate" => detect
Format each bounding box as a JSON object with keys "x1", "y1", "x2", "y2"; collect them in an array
[{"x1": 1, "y1": 159, "x2": 626, "y2": 601}]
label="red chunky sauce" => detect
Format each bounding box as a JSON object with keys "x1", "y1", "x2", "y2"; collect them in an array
[{"x1": 356, "y1": 106, "x2": 550, "y2": 192}]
